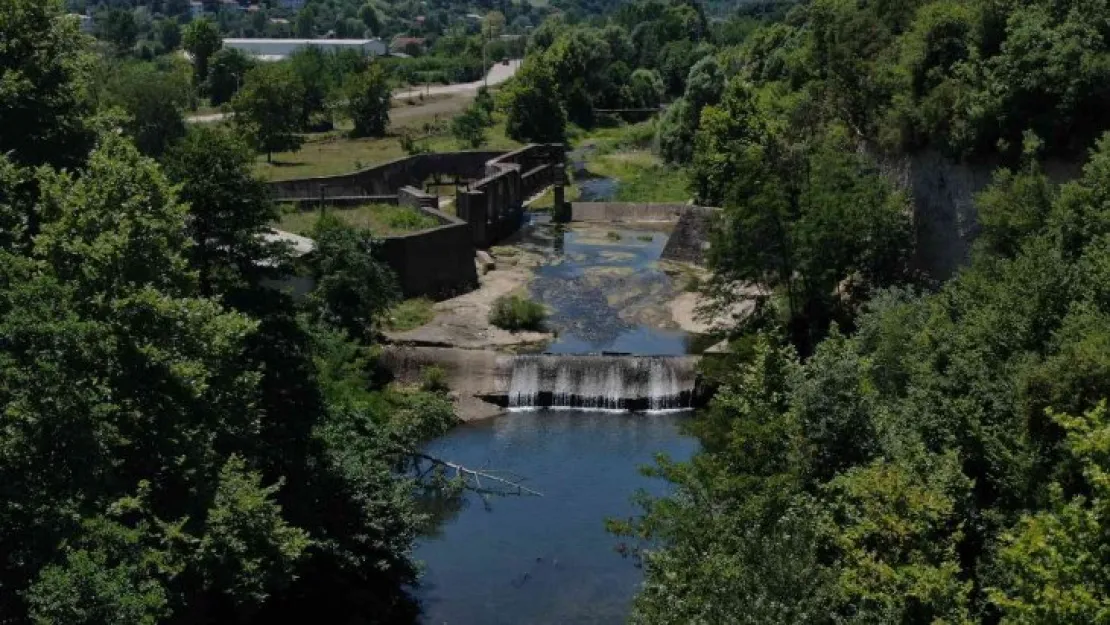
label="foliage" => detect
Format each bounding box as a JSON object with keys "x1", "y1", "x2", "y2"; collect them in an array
[
  {"x1": 502, "y1": 59, "x2": 567, "y2": 144},
  {"x1": 98, "y1": 59, "x2": 193, "y2": 157},
  {"x1": 207, "y1": 48, "x2": 255, "y2": 106},
  {"x1": 232, "y1": 63, "x2": 305, "y2": 162},
  {"x1": 489, "y1": 295, "x2": 547, "y2": 332},
  {"x1": 164, "y1": 125, "x2": 280, "y2": 297},
  {"x1": 451, "y1": 105, "x2": 488, "y2": 149},
  {"x1": 307, "y1": 214, "x2": 400, "y2": 341},
  {"x1": 182, "y1": 18, "x2": 221, "y2": 87},
  {"x1": 0, "y1": 8, "x2": 461, "y2": 623},
  {"x1": 0, "y1": 0, "x2": 95, "y2": 170},
  {"x1": 343, "y1": 63, "x2": 391, "y2": 138},
  {"x1": 625, "y1": 130, "x2": 1110, "y2": 624}
]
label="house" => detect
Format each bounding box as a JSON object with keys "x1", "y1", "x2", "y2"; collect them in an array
[
  {"x1": 277, "y1": 0, "x2": 306, "y2": 9},
  {"x1": 223, "y1": 38, "x2": 388, "y2": 61}
]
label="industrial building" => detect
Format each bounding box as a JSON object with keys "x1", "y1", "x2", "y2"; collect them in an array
[{"x1": 222, "y1": 38, "x2": 387, "y2": 61}]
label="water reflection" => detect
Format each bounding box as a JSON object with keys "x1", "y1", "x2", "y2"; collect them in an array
[{"x1": 415, "y1": 411, "x2": 697, "y2": 625}]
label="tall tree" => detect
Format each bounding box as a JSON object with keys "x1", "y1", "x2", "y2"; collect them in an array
[
  {"x1": 182, "y1": 18, "x2": 221, "y2": 87},
  {"x1": 344, "y1": 64, "x2": 391, "y2": 138},
  {"x1": 232, "y1": 63, "x2": 305, "y2": 162},
  {"x1": 164, "y1": 125, "x2": 280, "y2": 297},
  {"x1": 502, "y1": 59, "x2": 567, "y2": 144},
  {"x1": 0, "y1": 0, "x2": 95, "y2": 170}
]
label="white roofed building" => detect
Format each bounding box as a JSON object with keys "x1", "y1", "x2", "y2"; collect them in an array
[{"x1": 223, "y1": 38, "x2": 387, "y2": 61}]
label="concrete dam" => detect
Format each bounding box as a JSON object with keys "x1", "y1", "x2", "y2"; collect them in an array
[{"x1": 496, "y1": 354, "x2": 700, "y2": 412}]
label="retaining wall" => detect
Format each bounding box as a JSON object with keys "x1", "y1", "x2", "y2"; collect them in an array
[
  {"x1": 661, "y1": 207, "x2": 718, "y2": 265},
  {"x1": 457, "y1": 144, "x2": 565, "y2": 247},
  {"x1": 266, "y1": 151, "x2": 504, "y2": 200},
  {"x1": 377, "y1": 187, "x2": 478, "y2": 299}
]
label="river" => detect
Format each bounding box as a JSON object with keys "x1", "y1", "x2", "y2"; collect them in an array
[{"x1": 415, "y1": 221, "x2": 698, "y2": 624}]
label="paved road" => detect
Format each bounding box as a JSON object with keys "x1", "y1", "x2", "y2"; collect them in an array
[
  {"x1": 393, "y1": 59, "x2": 520, "y2": 100},
  {"x1": 187, "y1": 59, "x2": 521, "y2": 124}
]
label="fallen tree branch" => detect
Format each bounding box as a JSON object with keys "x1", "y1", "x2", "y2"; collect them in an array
[{"x1": 413, "y1": 453, "x2": 543, "y2": 497}]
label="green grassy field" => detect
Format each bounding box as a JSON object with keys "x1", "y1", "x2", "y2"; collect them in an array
[
  {"x1": 253, "y1": 96, "x2": 523, "y2": 181},
  {"x1": 276, "y1": 203, "x2": 439, "y2": 237},
  {"x1": 585, "y1": 150, "x2": 690, "y2": 203}
]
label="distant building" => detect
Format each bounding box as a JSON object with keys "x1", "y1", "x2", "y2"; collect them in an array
[
  {"x1": 189, "y1": 2, "x2": 204, "y2": 18},
  {"x1": 277, "y1": 0, "x2": 306, "y2": 9},
  {"x1": 223, "y1": 38, "x2": 388, "y2": 61}
]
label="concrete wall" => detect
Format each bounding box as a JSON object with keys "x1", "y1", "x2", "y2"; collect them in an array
[
  {"x1": 661, "y1": 207, "x2": 718, "y2": 265},
  {"x1": 456, "y1": 144, "x2": 565, "y2": 247},
  {"x1": 571, "y1": 202, "x2": 694, "y2": 223},
  {"x1": 378, "y1": 188, "x2": 478, "y2": 299},
  {"x1": 266, "y1": 151, "x2": 504, "y2": 200}
]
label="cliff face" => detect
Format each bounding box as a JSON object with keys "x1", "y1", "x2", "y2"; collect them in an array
[{"x1": 878, "y1": 149, "x2": 1082, "y2": 280}]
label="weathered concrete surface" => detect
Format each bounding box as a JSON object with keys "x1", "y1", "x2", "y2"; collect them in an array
[
  {"x1": 661, "y1": 206, "x2": 718, "y2": 265},
  {"x1": 380, "y1": 346, "x2": 506, "y2": 420},
  {"x1": 384, "y1": 246, "x2": 554, "y2": 351}
]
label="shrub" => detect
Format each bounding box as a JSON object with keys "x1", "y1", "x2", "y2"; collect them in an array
[
  {"x1": 387, "y1": 209, "x2": 437, "y2": 231},
  {"x1": 489, "y1": 295, "x2": 547, "y2": 332},
  {"x1": 420, "y1": 365, "x2": 450, "y2": 393}
]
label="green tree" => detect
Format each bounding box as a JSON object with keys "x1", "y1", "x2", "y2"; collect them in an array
[
  {"x1": 629, "y1": 68, "x2": 664, "y2": 108},
  {"x1": 451, "y1": 106, "x2": 488, "y2": 149},
  {"x1": 232, "y1": 63, "x2": 305, "y2": 162},
  {"x1": 101, "y1": 60, "x2": 193, "y2": 157},
  {"x1": 989, "y1": 403, "x2": 1110, "y2": 623},
  {"x1": 164, "y1": 125, "x2": 280, "y2": 297},
  {"x1": 157, "y1": 18, "x2": 181, "y2": 51},
  {"x1": 502, "y1": 60, "x2": 566, "y2": 144},
  {"x1": 295, "y1": 5, "x2": 315, "y2": 38},
  {"x1": 358, "y1": 4, "x2": 381, "y2": 35},
  {"x1": 307, "y1": 215, "x2": 400, "y2": 341},
  {"x1": 182, "y1": 18, "x2": 221, "y2": 87},
  {"x1": 96, "y1": 8, "x2": 138, "y2": 55},
  {"x1": 344, "y1": 64, "x2": 391, "y2": 138},
  {"x1": 0, "y1": 0, "x2": 95, "y2": 170},
  {"x1": 207, "y1": 48, "x2": 255, "y2": 106}
]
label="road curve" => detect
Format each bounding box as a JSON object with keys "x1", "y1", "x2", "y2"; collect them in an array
[{"x1": 187, "y1": 59, "x2": 521, "y2": 124}]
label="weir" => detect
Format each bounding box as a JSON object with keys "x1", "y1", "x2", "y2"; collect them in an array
[{"x1": 495, "y1": 355, "x2": 699, "y2": 412}]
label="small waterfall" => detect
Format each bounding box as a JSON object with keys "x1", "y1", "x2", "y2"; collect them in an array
[{"x1": 502, "y1": 355, "x2": 697, "y2": 412}]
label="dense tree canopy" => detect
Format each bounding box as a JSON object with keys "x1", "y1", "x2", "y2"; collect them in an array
[
  {"x1": 0, "y1": 3, "x2": 458, "y2": 624},
  {"x1": 599, "y1": 1, "x2": 1110, "y2": 624}
]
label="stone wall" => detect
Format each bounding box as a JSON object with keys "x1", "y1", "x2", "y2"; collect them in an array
[{"x1": 571, "y1": 202, "x2": 693, "y2": 223}]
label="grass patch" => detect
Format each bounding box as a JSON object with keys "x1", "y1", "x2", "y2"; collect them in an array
[
  {"x1": 276, "y1": 203, "x2": 439, "y2": 237},
  {"x1": 255, "y1": 113, "x2": 522, "y2": 182},
  {"x1": 586, "y1": 150, "x2": 690, "y2": 203},
  {"x1": 419, "y1": 365, "x2": 450, "y2": 393},
  {"x1": 386, "y1": 297, "x2": 436, "y2": 332},
  {"x1": 606, "y1": 231, "x2": 622, "y2": 241},
  {"x1": 489, "y1": 295, "x2": 547, "y2": 332},
  {"x1": 637, "y1": 234, "x2": 655, "y2": 242}
]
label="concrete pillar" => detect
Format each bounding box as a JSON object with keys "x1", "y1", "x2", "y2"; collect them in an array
[{"x1": 552, "y1": 185, "x2": 570, "y2": 223}]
